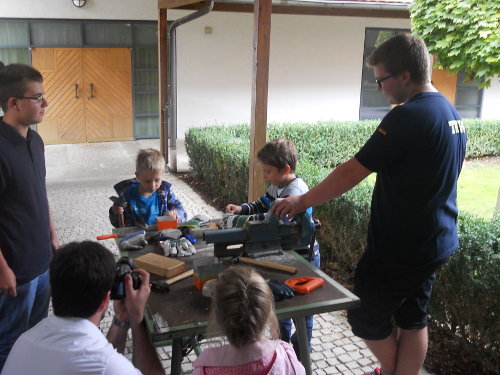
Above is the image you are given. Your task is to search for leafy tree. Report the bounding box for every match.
[410,0,500,87]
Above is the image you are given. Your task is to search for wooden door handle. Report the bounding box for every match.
[74,83,79,99]
[88,83,94,99]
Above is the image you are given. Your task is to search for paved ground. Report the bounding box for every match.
[45,140,430,374]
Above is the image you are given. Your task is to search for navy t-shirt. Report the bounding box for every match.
[355,92,467,267]
[0,119,52,284]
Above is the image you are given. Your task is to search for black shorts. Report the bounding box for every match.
[347,252,446,340]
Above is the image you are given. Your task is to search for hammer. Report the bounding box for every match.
[109,196,127,228]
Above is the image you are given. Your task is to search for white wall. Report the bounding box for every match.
[481,77,500,119]
[173,10,411,138]
[0,0,156,20]
[3,2,497,137]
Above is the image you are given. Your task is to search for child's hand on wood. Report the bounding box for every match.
[112,204,124,215]
[167,210,179,220]
[224,204,242,214]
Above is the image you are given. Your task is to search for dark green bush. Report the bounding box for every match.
[463,119,500,158]
[429,214,500,373]
[185,118,499,373]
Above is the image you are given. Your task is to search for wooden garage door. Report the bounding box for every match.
[32,48,133,144]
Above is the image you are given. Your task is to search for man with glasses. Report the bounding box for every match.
[0,62,60,371]
[272,34,466,375]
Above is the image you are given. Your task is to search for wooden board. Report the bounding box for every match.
[134,253,186,278]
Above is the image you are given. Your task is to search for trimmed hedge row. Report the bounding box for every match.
[430,214,500,373]
[185,119,500,373]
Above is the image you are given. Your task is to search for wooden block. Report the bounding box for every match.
[156,215,178,230]
[134,253,186,278]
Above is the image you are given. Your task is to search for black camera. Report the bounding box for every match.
[111,257,141,300]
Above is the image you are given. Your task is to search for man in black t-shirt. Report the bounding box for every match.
[272,34,466,375]
[0,63,60,371]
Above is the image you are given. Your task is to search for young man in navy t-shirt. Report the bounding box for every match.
[272,34,466,375]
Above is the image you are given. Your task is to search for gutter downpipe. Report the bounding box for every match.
[165,1,214,171]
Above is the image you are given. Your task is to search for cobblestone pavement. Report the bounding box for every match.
[45,140,406,374]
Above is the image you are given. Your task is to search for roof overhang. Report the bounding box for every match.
[160,0,411,18]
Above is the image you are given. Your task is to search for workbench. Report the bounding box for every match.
[115,229,359,375]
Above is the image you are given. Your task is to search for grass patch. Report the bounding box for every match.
[457,161,499,220]
[364,160,499,220]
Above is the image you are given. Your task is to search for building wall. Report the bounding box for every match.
[481,78,500,120]
[2,0,498,140]
[173,10,411,138]
[1,0,156,20]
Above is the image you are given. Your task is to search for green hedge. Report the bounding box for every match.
[430,214,500,373]
[185,118,500,373]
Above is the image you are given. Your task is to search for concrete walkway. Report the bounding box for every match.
[45,140,431,375]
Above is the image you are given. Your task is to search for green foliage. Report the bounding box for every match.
[429,214,500,373]
[186,118,500,373]
[410,0,500,87]
[464,119,500,157]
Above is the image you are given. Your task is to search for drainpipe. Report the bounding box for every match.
[165,1,214,171]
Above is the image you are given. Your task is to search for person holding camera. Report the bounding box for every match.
[1,241,164,375]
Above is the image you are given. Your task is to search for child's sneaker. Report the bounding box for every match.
[363,368,381,375]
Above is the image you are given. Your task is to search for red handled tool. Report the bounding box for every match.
[96,233,118,240]
[285,277,324,294]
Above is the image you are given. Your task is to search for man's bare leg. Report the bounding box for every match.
[394,327,428,375]
[364,327,428,375]
[364,330,397,374]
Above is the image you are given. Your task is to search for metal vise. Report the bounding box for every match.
[203,211,320,258]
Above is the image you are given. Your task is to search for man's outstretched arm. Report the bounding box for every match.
[272,157,371,218]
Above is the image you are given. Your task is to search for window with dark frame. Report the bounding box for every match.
[359,27,484,120]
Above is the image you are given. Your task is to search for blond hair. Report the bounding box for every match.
[214,266,279,348]
[135,148,165,174]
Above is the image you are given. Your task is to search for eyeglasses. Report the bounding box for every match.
[17,94,46,103]
[375,73,398,88]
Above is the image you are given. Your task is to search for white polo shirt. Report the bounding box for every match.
[1,316,141,375]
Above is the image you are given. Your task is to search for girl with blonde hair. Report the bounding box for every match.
[193,266,305,374]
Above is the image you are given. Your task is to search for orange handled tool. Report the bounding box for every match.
[285,277,324,294]
[96,233,118,240]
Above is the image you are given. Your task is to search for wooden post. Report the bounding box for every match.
[248,0,272,202]
[158,5,168,162]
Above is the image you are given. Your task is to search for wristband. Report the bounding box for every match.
[112,315,130,330]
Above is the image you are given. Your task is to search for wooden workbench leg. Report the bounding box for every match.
[171,338,183,375]
[295,317,312,375]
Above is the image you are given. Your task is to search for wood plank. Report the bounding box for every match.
[248,0,272,202]
[84,48,133,142]
[158,0,202,9]
[32,48,86,144]
[134,253,187,278]
[239,257,298,274]
[432,67,457,105]
[175,2,409,19]
[158,8,169,160]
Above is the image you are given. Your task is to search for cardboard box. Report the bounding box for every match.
[134,253,186,278]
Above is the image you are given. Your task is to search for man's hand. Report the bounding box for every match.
[123,269,151,326]
[112,297,129,324]
[225,204,242,214]
[271,195,306,219]
[51,237,61,252]
[0,263,17,297]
